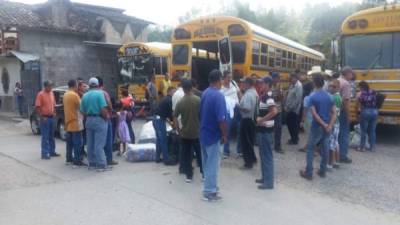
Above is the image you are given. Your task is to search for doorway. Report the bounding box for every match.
[191,41,220,90]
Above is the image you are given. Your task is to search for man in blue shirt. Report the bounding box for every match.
[200,69,227,202]
[300,73,336,180]
[80,77,110,172]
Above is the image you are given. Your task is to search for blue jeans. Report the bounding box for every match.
[338,110,350,160]
[257,132,274,187]
[152,118,169,162]
[86,117,108,168]
[104,120,113,162]
[40,117,56,157]
[66,131,82,163]
[360,108,378,150]
[223,114,232,155]
[201,141,221,195]
[234,107,242,154]
[305,126,329,176]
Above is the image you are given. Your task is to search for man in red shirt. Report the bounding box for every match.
[35,80,60,159]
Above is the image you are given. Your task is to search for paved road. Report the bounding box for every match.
[0,118,399,225]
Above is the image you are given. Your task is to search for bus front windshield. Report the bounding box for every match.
[119,54,154,83]
[343,33,400,69]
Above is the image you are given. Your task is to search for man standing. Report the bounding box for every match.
[238,77,259,169]
[80,78,109,171]
[270,72,284,154]
[174,79,203,183]
[338,67,353,163]
[200,69,227,202]
[96,77,118,166]
[255,76,278,189]
[300,74,336,180]
[160,73,171,97]
[63,79,85,166]
[35,80,59,159]
[284,73,303,145]
[147,75,158,116]
[220,70,241,158]
[153,87,176,165]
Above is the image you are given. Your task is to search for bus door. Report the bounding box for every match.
[218,36,232,74]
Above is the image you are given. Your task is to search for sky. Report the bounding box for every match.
[12,0,363,25]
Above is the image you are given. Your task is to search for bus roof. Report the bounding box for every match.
[174,16,325,60]
[341,4,400,35]
[119,42,171,56]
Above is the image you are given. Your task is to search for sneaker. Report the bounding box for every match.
[223,154,229,159]
[65,161,73,165]
[255,179,263,184]
[96,166,112,172]
[317,170,326,178]
[275,149,285,154]
[88,163,97,171]
[339,158,352,164]
[202,193,222,202]
[240,165,253,170]
[41,155,51,160]
[258,184,273,190]
[333,163,340,169]
[50,153,61,157]
[327,164,333,169]
[107,160,119,166]
[299,170,313,181]
[185,178,193,183]
[73,161,88,168]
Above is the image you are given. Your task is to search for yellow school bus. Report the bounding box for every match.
[340,4,400,125]
[118,42,171,106]
[170,16,325,90]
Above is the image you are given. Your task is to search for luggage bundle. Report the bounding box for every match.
[125,143,156,162]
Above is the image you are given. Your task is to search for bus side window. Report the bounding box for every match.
[275,49,282,68]
[261,44,268,65]
[394,33,400,68]
[268,46,275,68]
[293,53,297,69]
[282,50,287,68]
[252,41,260,65]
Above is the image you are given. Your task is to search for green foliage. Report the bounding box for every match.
[147,25,173,42]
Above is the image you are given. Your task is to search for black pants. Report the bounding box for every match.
[240,118,256,167]
[180,138,203,179]
[286,111,299,143]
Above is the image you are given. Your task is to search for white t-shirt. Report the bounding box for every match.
[172,87,185,111]
[221,81,239,104]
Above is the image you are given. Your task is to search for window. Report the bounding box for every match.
[219,37,231,64]
[275,49,282,67]
[268,46,275,67]
[288,52,293,69]
[394,33,400,68]
[282,50,287,68]
[173,45,189,65]
[343,33,393,69]
[162,57,168,74]
[232,42,246,64]
[252,41,260,65]
[154,56,162,74]
[228,24,247,36]
[261,44,268,65]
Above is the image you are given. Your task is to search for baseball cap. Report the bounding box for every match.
[88,77,99,87]
[260,76,273,84]
[269,71,280,78]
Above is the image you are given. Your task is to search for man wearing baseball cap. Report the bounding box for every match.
[80,77,110,171]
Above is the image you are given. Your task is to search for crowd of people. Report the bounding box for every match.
[34,65,382,202]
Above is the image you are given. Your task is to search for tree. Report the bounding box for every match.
[147,25,173,42]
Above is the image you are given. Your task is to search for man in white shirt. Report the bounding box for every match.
[220,71,241,158]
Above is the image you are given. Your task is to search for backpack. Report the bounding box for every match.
[375,92,386,109]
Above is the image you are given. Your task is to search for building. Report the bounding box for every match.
[0,0,152,116]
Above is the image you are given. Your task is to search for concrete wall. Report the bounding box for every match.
[0,58,21,112]
[18,30,119,99]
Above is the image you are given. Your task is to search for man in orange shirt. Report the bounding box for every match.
[64,79,86,166]
[35,80,59,159]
